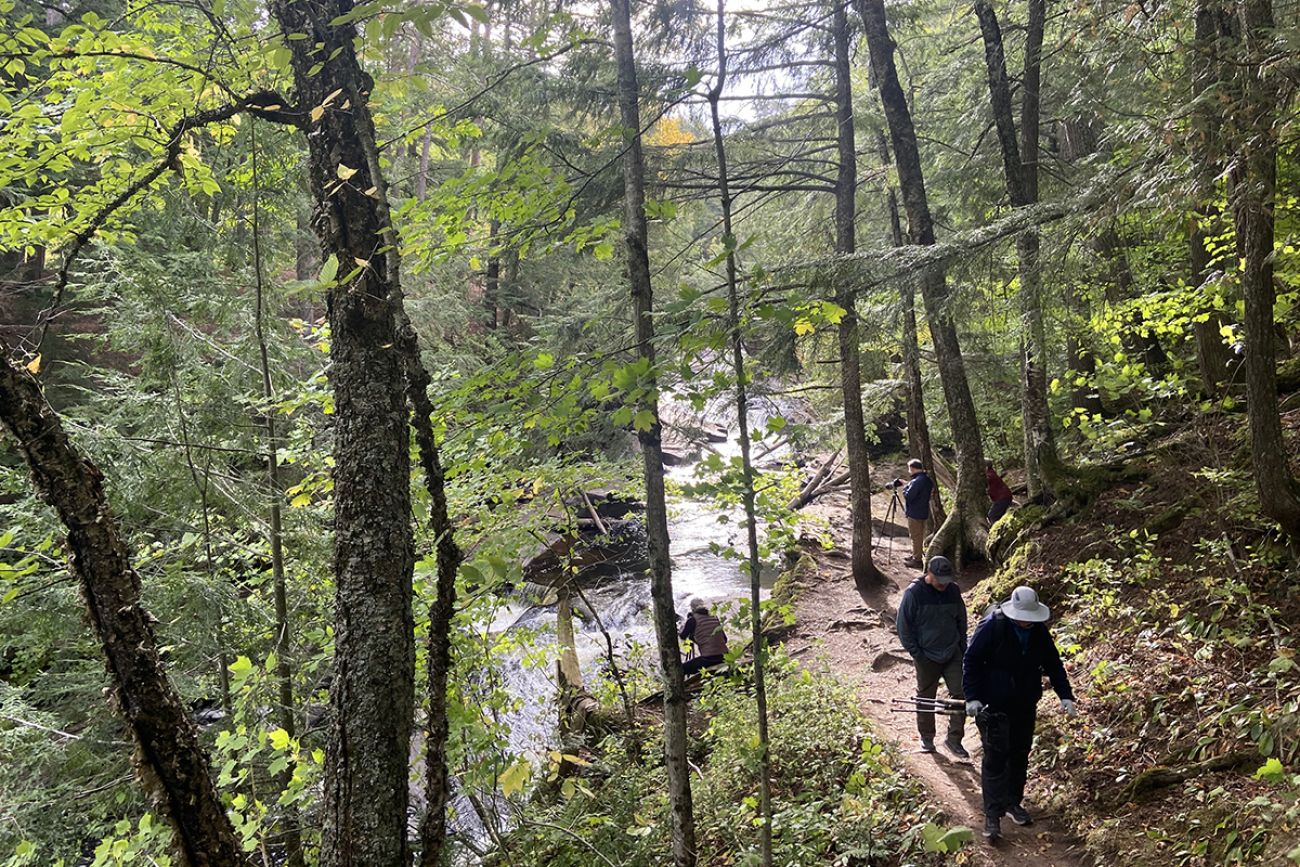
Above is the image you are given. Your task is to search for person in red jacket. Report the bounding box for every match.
[985,459,1013,524]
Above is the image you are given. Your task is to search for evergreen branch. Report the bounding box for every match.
[783,169,1131,290]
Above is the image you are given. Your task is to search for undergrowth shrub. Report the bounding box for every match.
[497,651,946,867]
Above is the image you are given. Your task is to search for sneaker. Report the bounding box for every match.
[918,737,936,753]
[983,814,1002,841]
[943,736,969,759]
[1006,804,1033,826]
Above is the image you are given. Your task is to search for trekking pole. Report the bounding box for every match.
[889,696,966,715]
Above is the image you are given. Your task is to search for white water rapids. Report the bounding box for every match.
[449,397,791,850]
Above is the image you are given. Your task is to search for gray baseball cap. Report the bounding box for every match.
[927,556,954,585]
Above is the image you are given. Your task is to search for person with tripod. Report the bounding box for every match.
[892,459,933,568]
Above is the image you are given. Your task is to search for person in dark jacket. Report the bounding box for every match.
[985,459,1014,524]
[900,459,933,567]
[963,586,1076,842]
[895,556,968,756]
[680,597,728,675]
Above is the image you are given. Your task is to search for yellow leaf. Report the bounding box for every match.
[354,257,369,267]
[310,105,325,123]
[363,186,378,198]
[498,759,531,797]
[24,354,40,374]
[336,164,358,180]
[290,493,311,508]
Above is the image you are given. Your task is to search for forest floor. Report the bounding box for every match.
[787,461,1092,867]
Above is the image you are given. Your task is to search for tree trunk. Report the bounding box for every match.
[1189,0,1235,396]
[610,1,697,863]
[875,128,945,526]
[858,0,988,562]
[973,0,1059,500]
[0,353,248,867]
[249,121,306,867]
[1229,0,1300,539]
[833,1,885,591]
[1094,225,1170,373]
[708,2,774,863]
[270,4,416,865]
[1065,283,1105,415]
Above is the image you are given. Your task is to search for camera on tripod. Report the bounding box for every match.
[886,478,905,490]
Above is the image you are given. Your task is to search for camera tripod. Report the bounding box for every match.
[873,484,904,559]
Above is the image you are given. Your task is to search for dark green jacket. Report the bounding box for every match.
[896,577,968,664]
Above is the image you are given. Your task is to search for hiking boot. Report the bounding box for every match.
[918,737,936,753]
[943,736,969,759]
[1006,804,1033,826]
[983,814,1002,841]
[902,556,923,567]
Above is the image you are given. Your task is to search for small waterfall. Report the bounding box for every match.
[450,392,796,854]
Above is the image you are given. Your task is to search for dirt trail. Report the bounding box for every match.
[788,475,1091,867]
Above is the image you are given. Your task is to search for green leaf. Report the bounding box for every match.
[268,728,291,750]
[633,409,656,432]
[229,656,253,676]
[319,254,339,285]
[1254,757,1286,783]
[534,352,554,370]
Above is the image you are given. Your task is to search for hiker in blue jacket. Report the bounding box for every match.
[899,459,933,567]
[895,555,968,757]
[963,585,1076,842]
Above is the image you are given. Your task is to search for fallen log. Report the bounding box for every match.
[788,447,843,510]
[1120,750,1254,802]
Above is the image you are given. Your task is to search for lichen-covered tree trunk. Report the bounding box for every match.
[833,0,884,590]
[858,0,988,561]
[610,0,697,862]
[0,352,247,867]
[1229,0,1300,540]
[269,3,416,864]
[1188,0,1235,397]
[973,0,1058,501]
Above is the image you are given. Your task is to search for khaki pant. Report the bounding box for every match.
[908,517,927,562]
[915,654,966,741]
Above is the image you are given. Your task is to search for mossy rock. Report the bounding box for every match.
[1277,355,1300,393]
[1147,501,1192,535]
[968,546,1038,615]
[987,503,1047,565]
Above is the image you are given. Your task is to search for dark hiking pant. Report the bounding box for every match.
[914,654,965,741]
[988,497,1013,523]
[976,705,1037,817]
[682,654,724,676]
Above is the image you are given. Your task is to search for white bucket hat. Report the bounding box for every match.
[1000,586,1050,623]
